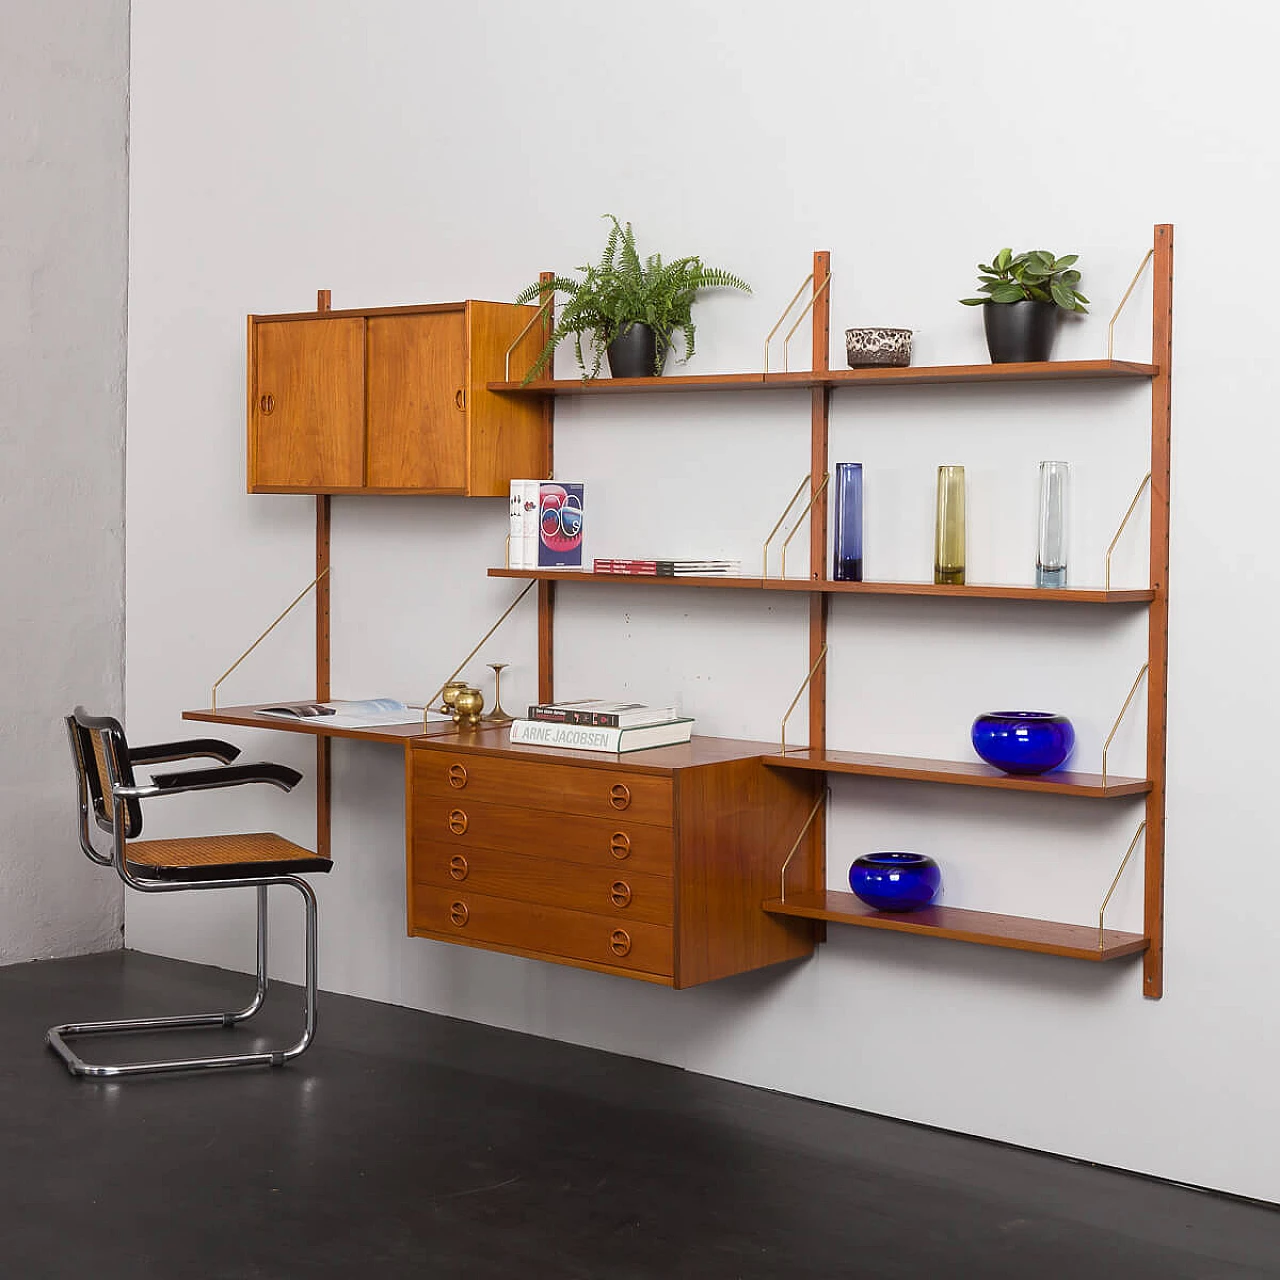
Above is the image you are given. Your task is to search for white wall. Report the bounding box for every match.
[127,1,1280,1200]
[0,2,129,961]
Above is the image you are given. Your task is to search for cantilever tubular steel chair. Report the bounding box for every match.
[49,707,332,1078]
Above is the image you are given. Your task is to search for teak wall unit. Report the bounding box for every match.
[486,223,1172,998]
[196,225,1170,996]
[247,300,548,495]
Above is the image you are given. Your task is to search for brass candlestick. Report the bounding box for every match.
[482,662,513,724]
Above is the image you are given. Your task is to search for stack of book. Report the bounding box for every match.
[592,558,741,577]
[509,700,693,753]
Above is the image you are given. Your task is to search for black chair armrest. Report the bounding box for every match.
[130,738,242,766]
[147,762,303,795]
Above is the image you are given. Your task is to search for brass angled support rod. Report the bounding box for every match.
[781,273,832,373]
[780,643,828,754]
[1106,248,1155,362]
[504,295,555,383]
[780,473,830,579]
[779,787,829,902]
[1105,472,1152,591]
[1099,820,1146,950]
[423,580,538,730]
[211,567,331,713]
[762,474,811,578]
[1102,663,1150,787]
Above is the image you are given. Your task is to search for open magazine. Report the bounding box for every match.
[259,698,446,728]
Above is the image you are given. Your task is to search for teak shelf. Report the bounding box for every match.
[488,568,1154,603]
[486,358,1157,396]
[760,891,1148,962]
[762,749,1151,797]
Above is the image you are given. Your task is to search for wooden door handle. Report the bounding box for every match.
[609,783,632,811]
[609,929,632,957]
[448,855,469,881]
[609,881,632,908]
[259,393,275,415]
[447,763,468,789]
[447,809,469,835]
[449,901,469,927]
[609,832,631,860]
[455,388,466,410]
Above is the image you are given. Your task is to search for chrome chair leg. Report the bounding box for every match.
[46,877,318,1078]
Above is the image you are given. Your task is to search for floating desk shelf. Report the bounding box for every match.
[760,891,1148,962]
[487,358,1157,397]
[763,749,1151,798]
[488,568,1154,604]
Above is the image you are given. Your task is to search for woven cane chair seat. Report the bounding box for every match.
[126,832,331,882]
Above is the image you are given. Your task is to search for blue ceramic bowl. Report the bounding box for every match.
[848,852,941,913]
[971,711,1075,775]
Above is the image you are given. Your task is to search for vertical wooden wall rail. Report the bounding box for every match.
[536,270,556,704]
[315,289,333,860]
[1144,225,1173,998]
[809,252,831,922]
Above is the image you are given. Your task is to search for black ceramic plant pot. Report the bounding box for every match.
[983,300,1059,364]
[606,322,668,378]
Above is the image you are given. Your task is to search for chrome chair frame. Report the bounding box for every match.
[47,709,325,1078]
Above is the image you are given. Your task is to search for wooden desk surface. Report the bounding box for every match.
[183,703,472,745]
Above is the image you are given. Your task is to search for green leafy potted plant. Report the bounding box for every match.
[515,215,751,381]
[960,248,1088,363]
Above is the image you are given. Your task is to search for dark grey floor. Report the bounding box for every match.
[2,951,1276,1279]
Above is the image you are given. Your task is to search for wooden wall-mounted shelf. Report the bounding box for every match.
[487,358,1157,396]
[761,891,1148,962]
[489,568,1154,603]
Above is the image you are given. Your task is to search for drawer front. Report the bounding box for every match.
[412,887,673,978]
[414,796,674,878]
[413,840,673,925]
[415,750,673,825]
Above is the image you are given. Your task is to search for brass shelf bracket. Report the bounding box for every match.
[1102,663,1150,786]
[423,579,538,729]
[1106,248,1155,362]
[762,473,811,578]
[1104,472,1152,591]
[1098,820,1146,950]
[763,269,832,374]
[780,643,828,754]
[504,295,555,383]
[211,567,331,713]
[780,473,830,579]
[779,787,830,902]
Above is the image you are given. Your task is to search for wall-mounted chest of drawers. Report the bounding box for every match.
[407,733,820,987]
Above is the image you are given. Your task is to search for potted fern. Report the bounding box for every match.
[960,248,1088,363]
[515,215,751,381]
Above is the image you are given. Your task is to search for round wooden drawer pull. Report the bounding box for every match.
[609,929,632,957]
[259,393,275,415]
[448,855,469,881]
[609,881,632,908]
[447,763,468,789]
[447,809,469,836]
[609,783,632,811]
[449,901,469,927]
[609,831,631,860]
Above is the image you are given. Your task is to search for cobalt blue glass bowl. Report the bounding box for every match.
[971,711,1075,775]
[848,852,941,913]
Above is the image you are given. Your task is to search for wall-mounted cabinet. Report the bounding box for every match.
[247,300,547,495]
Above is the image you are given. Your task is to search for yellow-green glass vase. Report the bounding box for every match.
[934,465,966,585]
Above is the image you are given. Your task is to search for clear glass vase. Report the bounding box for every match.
[934,465,965,585]
[1036,461,1068,588]
[831,462,863,582]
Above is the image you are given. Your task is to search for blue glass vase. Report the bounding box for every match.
[971,711,1075,775]
[848,852,941,913]
[832,462,863,581]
